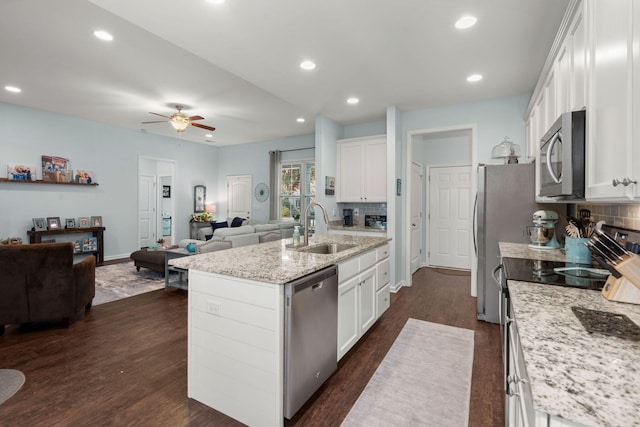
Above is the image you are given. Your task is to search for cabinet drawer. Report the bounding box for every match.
[376,244,389,260]
[376,258,390,290]
[360,249,377,271]
[376,283,390,318]
[338,257,360,283]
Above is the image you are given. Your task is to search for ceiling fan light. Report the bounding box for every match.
[170,114,189,132]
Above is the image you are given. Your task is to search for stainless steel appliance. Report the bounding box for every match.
[539,110,586,199]
[474,163,539,324]
[527,210,560,249]
[284,265,338,419]
[343,209,353,227]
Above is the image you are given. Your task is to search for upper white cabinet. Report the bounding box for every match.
[337,135,387,203]
[585,0,639,200]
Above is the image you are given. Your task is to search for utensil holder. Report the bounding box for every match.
[613,255,640,289]
[565,237,591,264]
[602,275,640,304]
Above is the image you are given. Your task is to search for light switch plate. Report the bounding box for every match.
[206,300,221,316]
[353,208,359,216]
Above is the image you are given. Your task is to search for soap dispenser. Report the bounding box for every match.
[292,226,301,246]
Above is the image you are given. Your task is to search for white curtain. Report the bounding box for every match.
[269,150,281,220]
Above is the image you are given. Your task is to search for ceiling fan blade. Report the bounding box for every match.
[141,120,168,124]
[191,122,216,131]
[188,115,204,121]
[149,112,171,119]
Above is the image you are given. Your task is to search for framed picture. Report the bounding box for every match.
[73,240,81,253]
[82,237,98,252]
[194,185,206,213]
[42,155,71,183]
[163,185,171,198]
[47,217,61,230]
[65,218,76,229]
[78,217,90,228]
[325,176,335,196]
[73,170,95,184]
[91,216,102,227]
[8,164,36,181]
[33,217,47,231]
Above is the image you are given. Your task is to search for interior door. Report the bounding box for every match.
[138,174,156,248]
[429,165,472,270]
[227,175,252,219]
[410,162,423,274]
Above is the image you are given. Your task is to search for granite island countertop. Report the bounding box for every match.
[170,234,390,284]
[508,280,640,427]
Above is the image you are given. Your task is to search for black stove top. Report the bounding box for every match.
[502,257,608,290]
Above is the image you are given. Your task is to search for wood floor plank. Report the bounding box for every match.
[0,268,503,426]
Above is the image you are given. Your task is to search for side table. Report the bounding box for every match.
[190,221,211,239]
[164,248,194,290]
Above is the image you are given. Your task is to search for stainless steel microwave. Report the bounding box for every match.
[538,110,586,199]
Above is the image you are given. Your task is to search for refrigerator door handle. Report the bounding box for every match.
[492,263,503,289]
[472,193,478,256]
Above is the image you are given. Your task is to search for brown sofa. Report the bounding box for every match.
[0,242,95,335]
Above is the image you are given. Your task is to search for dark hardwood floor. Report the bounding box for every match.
[0,267,503,426]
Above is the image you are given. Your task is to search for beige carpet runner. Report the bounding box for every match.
[341,318,474,427]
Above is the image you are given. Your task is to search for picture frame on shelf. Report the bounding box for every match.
[41,155,71,183]
[78,217,90,228]
[91,216,102,227]
[194,185,206,213]
[47,217,61,230]
[163,185,171,198]
[65,218,76,229]
[8,164,36,181]
[73,170,95,184]
[73,240,81,253]
[32,217,47,231]
[82,236,98,252]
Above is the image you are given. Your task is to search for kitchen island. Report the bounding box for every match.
[170,234,390,427]
[501,243,640,427]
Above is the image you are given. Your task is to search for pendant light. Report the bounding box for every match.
[491,136,521,164]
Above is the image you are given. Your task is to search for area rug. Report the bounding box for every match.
[341,319,474,427]
[93,262,165,305]
[0,369,25,406]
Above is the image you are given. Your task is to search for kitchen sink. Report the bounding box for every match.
[295,243,357,255]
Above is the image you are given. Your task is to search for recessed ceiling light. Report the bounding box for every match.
[455,15,477,29]
[205,134,213,138]
[94,30,113,41]
[208,0,225,4]
[5,86,21,93]
[347,97,359,105]
[300,60,316,71]
[296,118,305,123]
[466,74,483,82]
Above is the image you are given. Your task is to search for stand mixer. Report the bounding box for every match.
[527,210,561,250]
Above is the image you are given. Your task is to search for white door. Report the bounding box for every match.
[410,162,423,274]
[429,165,472,270]
[227,175,252,219]
[138,174,156,248]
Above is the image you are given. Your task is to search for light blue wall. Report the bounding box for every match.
[215,133,315,223]
[0,102,218,259]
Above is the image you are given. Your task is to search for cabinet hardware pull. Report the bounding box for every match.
[623,177,638,186]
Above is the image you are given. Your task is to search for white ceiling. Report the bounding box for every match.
[0,0,569,146]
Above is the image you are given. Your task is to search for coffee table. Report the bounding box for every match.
[164,248,194,290]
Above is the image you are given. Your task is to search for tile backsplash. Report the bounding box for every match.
[337,203,387,226]
[576,203,640,231]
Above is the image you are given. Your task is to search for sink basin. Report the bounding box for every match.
[296,243,357,255]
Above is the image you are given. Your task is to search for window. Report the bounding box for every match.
[279,161,315,230]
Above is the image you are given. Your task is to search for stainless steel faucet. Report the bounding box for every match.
[302,201,330,246]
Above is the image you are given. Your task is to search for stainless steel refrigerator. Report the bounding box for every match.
[475,163,538,324]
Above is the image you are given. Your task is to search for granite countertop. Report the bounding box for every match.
[169,234,390,284]
[499,242,565,262]
[328,224,387,233]
[508,281,640,427]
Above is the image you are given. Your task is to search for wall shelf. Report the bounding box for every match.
[0,178,98,186]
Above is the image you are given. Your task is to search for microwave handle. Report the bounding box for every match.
[545,131,563,184]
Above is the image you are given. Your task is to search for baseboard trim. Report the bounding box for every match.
[391,280,407,293]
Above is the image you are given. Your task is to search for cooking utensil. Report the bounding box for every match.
[565,223,581,238]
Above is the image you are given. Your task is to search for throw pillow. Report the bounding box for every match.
[211,221,228,231]
[204,234,213,241]
[230,217,245,227]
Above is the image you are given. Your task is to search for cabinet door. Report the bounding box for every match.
[362,138,387,202]
[570,4,587,111]
[337,142,364,202]
[586,0,634,200]
[376,283,390,318]
[337,275,360,360]
[556,42,570,115]
[359,267,377,335]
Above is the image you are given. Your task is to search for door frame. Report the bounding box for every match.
[410,161,424,274]
[138,156,177,248]
[405,124,478,296]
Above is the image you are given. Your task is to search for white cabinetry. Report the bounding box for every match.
[337,243,390,360]
[336,136,387,203]
[585,0,639,200]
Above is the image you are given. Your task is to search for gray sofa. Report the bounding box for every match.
[179,219,299,250]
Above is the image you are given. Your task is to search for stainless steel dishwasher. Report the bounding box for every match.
[284,265,338,419]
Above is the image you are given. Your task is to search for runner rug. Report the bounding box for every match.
[341,318,474,427]
[93,261,165,305]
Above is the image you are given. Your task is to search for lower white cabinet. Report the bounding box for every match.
[337,244,390,361]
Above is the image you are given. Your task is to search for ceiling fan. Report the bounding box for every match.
[142,105,216,133]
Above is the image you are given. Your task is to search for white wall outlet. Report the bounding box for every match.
[353,208,359,216]
[206,300,222,316]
